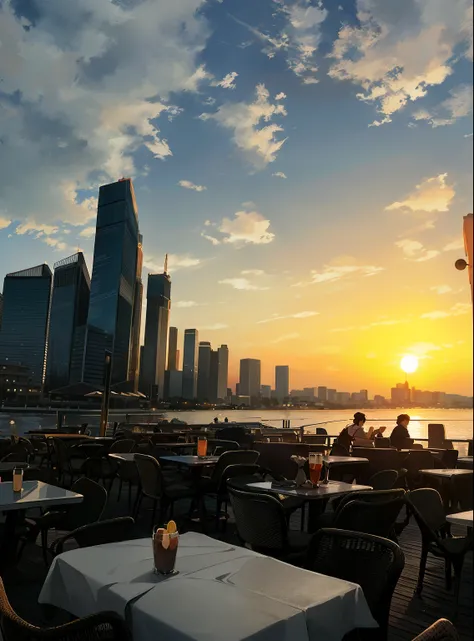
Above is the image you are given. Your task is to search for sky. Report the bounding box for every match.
[0,0,473,397]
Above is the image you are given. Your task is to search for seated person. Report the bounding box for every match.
[347,412,375,447]
[390,414,411,449]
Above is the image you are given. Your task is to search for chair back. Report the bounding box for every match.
[428,424,446,449]
[352,448,403,477]
[61,517,135,553]
[375,437,391,448]
[308,528,404,639]
[215,426,250,447]
[412,618,459,640]
[207,440,240,455]
[0,451,28,463]
[335,489,405,516]
[253,442,309,480]
[135,453,164,499]
[441,450,458,468]
[334,497,405,538]
[404,451,434,475]
[330,443,350,456]
[66,478,107,531]
[452,474,473,511]
[109,439,135,454]
[211,450,260,484]
[228,487,288,552]
[218,464,263,494]
[406,488,447,540]
[369,470,399,490]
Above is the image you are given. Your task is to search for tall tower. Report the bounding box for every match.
[141,267,171,401]
[167,327,179,371]
[128,234,143,391]
[239,358,261,399]
[182,329,199,399]
[0,264,52,387]
[275,365,289,401]
[217,344,229,401]
[197,341,212,401]
[83,178,139,387]
[46,253,90,390]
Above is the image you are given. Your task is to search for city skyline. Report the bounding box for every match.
[0,0,472,396]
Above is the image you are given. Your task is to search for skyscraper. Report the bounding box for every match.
[317,386,328,402]
[197,341,211,401]
[217,344,229,401]
[209,349,219,402]
[83,178,140,387]
[46,253,90,390]
[167,327,179,371]
[141,270,171,400]
[0,292,3,330]
[182,329,199,399]
[239,359,261,399]
[275,365,289,401]
[0,264,52,387]
[128,234,143,392]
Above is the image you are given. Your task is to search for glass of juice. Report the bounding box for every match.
[309,453,323,486]
[197,436,208,458]
[13,468,23,493]
[153,524,179,575]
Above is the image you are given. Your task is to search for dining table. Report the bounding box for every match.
[446,510,473,528]
[39,532,377,641]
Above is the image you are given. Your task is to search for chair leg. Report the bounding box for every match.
[117,479,123,503]
[128,482,133,511]
[416,543,428,595]
[445,558,452,591]
[451,557,465,619]
[133,491,142,520]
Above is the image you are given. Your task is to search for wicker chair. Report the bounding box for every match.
[333,497,405,539]
[198,450,260,496]
[369,470,399,490]
[52,517,135,555]
[317,489,405,531]
[215,463,263,530]
[308,528,405,641]
[406,489,472,615]
[0,577,131,641]
[412,619,459,640]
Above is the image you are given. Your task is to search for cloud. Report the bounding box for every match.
[431,285,453,295]
[395,239,440,262]
[413,84,473,127]
[0,0,210,228]
[42,236,70,253]
[327,0,472,125]
[202,84,287,168]
[143,253,201,273]
[175,301,199,308]
[178,180,207,192]
[272,171,287,179]
[258,311,319,324]
[218,278,269,291]
[275,92,287,101]
[203,210,275,246]
[386,174,455,213]
[331,318,406,333]
[201,323,228,330]
[241,269,266,276]
[271,333,300,344]
[295,261,384,286]
[15,221,60,236]
[443,238,465,252]
[0,218,12,230]
[421,302,471,320]
[405,342,443,359]
[465,133,474,138]
[214,72,238,90]
[78,226,96,238]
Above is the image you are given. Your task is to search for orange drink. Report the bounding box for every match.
[309,453,323,485]
[197,437,208,458]
[153,522,179,575]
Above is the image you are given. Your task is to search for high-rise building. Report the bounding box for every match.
[327,388,337,403]
[197,341,212,401]
[317,386,328,402]
[261,385,272,399]
[128,234,143,392]
[336,392,351,404]
[141,270,171,400]
[359,389,368,403]
[275,365,289,401]
[168,370,183,398]
[239,359,261,399]
[167,327,179,371]
[46,253,90,390]
[303,387,316,401]
[217,344,229,400]
[391,382,410,405]
[0,292,3,330]
[0,264,52,387]
[209,349,219,402]
[182,329,199,399]
[83,178,140,387]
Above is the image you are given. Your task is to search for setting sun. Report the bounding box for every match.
[400,355,419,375]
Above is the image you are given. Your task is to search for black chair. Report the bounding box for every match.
[199,450,260,496]
[428,424,447,449]
[215,426,252,447]
[329,443,350,456]
[52,517,136,555]
[50,439,84,486]
[404,451,435,489]
[369,469,399,490]
[206,439,240,455]
[333,497,405,539]
[316,489,405,531]
[215,463,263,530]
[308,528,405,641]
[412,618,459,640]
[0,577,131,641]
[406,489,472,615]
[228,486,310,563]
[451,474,473,512]
[375,437,392,448]
[133,454,194,528]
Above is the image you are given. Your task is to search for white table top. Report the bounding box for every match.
[248,480,373,499]
[160,455,219,466]
[323,456,368,466]
[446,510,473,527]
[420,469,473,479]
[109,453,136,462]
[0,481,83,512]
[39,532,376,641]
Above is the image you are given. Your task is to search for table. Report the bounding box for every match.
[457,457,473,470]
[420,469,473,511]
[160,455,220,467]
[39,532,377,641]
[109,453,136,463]
[323,457,368,466]
[420,469,473,479]
[0,481,83,573]
[447,510,473,527]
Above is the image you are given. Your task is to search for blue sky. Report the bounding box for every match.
[0,0,472,394]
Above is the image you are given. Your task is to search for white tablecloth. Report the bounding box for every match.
[39,533,377,641]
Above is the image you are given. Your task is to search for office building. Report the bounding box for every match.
[209,349,219,402]
[167,327,179,371]
[261,385,272,399]
[217,344,229,401]
[0,292,3,330]
[391,382,410,405]
[239,359,261,399]
[0,264,52,387]
[327,388,337,403]
[275,365,289,401]
[128,234,143,391]
[168,370,183,398]
[359,389,368,403]
[317,386,327,402]
[182,329,199,399]
[141,270,171,400]
[46,253,90,390]
[197,342,212,401]
[336,392,351,404]
[83,178,140,387]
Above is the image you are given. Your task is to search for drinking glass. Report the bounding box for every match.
[12,468,23,493]
[309,454,322,486]
[197,437,208,458]
[152,527,179,575]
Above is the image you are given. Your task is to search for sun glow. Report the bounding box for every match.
[400,355,419,374]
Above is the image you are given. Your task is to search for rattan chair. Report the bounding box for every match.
[412,619,459,640]
[52,517,135,555]
[0,577,131,641]
[308,528,405,641]
[369,470,399,490]
[334,497,405,539]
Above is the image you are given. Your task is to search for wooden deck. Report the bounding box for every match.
[2,483,472,641]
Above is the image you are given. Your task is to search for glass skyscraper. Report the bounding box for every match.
[83,178,140,387]
[128,234,143,391]
[239,358,261,399]
[0,264,52,387]
[46,253,90,390]
[197,341,211,401]
[141,271,171,400]
[182,329,199,399]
